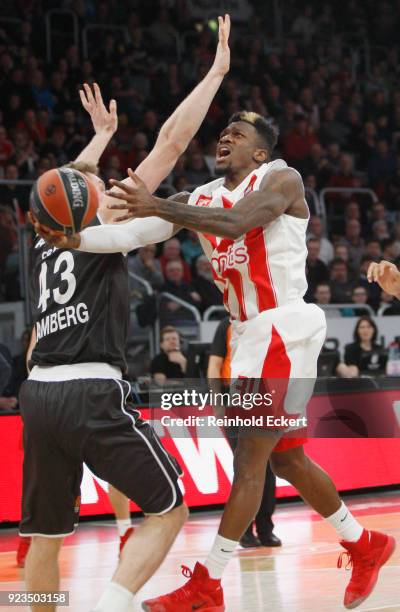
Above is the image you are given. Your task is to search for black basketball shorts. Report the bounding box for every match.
[18,378,183,536]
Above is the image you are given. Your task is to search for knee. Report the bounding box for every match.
[232,461,266,491]
[30,536,63,559]
[168,502,189,528]
[270,453,309,481]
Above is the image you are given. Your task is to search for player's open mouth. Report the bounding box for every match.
[216,146,231,162]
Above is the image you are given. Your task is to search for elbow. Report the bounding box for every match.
[158,130,189,157]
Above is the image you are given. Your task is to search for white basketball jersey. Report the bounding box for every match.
[188,160,309,322]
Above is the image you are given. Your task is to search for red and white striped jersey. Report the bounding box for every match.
[188,160,309,321]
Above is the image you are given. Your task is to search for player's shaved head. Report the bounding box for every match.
[228,111,279,154]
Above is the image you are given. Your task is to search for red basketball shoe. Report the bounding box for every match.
[338,529,396,609]
[119,527,134,556]
[16,536,31,568]
[142,562,225,611]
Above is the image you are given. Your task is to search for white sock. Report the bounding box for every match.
[92,582,134,612]
[325,501,363,542]
[117,518,132,537]
[204,534,238,579]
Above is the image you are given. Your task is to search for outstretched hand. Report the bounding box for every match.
[367,260,400,298]
[106,169,159,222]
[79,82,118,136]
[211,14,231,77]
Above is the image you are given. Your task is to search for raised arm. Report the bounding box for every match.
[104,14,230,202]
[106,167,308,239]
[74,83,118,166]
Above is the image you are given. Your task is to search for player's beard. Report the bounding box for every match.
[214,163,229,176]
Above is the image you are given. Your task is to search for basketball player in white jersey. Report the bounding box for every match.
[37,112,395,610]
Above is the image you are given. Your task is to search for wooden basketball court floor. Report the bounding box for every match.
[0,491,399,611]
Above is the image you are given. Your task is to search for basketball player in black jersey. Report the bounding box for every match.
[22,15,231,612]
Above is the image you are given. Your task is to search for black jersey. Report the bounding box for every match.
[29,222,129,371]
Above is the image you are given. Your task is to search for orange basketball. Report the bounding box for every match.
[30,167,99,234]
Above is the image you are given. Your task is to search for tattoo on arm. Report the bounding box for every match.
[153,169,304,239]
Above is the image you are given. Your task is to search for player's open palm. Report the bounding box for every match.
[367,260,400,297]
[79,82,118,136]
[212,14,231,77]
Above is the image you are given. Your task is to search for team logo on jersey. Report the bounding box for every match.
[211,244,249,274]
[195,195,212,207]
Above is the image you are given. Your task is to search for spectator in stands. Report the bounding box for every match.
[161,260,201,325]
[336,316,386,377]
[185,153,211,185]
[329,258,355,303]
[128,244,164,291]
[0,342,17,410]
[282,114,318,167]
[364,239,382,261]
[0,163,30,211]
[343,219,365,269]
[150,325,187,384]
[181,231,203,266]
[358,255,382,310]
[381,239,398,262]
[160,238,192,282]
[314,282,341,317]
[41,128,69,166]
[12,130,37,178]
[377,290,400,315]
[329,154,358,190]
[191,255,223,314]
[307,215,334,265]
[372,219,390,242]
[148,8,178,56]
[367,139,397,187]
[306,238,329,299]
[345,286,371,316]
[0,126,14,169]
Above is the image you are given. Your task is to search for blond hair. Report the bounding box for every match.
[64,161,99,176]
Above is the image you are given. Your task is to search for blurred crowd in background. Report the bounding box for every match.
[0,0,400,388]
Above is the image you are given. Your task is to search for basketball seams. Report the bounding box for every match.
[31,168,98,233]
[34,174,66,232]
[57,169,77,234]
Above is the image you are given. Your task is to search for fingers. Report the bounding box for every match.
[79,88,91,112]
[105,191,130,201]
[368,260,396,282]
[224,13,231,39]
[93,82,105,108]
[109,98,117,116]
[83,83,96,107]
[127,168,143,186]
[367,262,376,282]
[115,214,134,222]
[107,179,132,194]
[107,201,131,209]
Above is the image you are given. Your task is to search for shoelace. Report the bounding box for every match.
[337,551,376,572]
[337,552,353,570]
[162,565,197,602]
